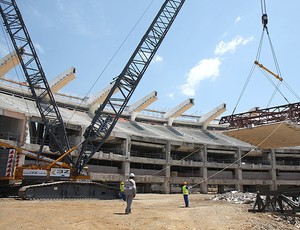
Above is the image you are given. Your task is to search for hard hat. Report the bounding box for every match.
[129,172,135,178]
[121,181,124,184]
[184,182,187,185]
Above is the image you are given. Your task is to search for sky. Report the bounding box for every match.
[1,0,300,118]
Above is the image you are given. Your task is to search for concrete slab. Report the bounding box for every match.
[222,122,300,149]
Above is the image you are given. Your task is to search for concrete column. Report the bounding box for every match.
[122,136,131,179]
[235,148,243,191]
[2,110,27,145]
[163,141,171,194]
[200,145,207,194]
[269,149,277,191]
[20,116,27,145]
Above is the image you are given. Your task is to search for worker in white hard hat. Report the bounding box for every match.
[124,173,136,214]
[182,181,189,207]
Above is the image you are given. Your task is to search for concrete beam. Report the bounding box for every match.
[127,91,158,121]
[163,98,194,126]
[0,50,22,78]
[49,67,76,93]
[198,103,226,129]
[86,84,119,113]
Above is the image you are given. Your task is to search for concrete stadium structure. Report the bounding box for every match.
[1,51,300,194]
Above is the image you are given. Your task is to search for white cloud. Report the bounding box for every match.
[168,93,174,98]
[179,34,253,97]
[214,35,253,56]
[154,55,163,63]
[180,58,221,96]
[235,16,241,24]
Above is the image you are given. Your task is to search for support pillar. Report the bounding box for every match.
[269,149,277,191]
[200,145,208,194]
[121,136,131,181]
[235,148,243,191]
[163,141,171,194]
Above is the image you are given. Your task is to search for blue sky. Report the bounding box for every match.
[1,0,299,117]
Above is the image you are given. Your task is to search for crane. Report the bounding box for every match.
[0,0,185,199]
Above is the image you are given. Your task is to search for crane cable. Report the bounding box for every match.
[232,0,299,116]
[66,1,155,124]
[258,0,299,104]
[0,17,33,120]
[260,1,288,107]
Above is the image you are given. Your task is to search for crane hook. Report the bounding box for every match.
[262,13,268,28]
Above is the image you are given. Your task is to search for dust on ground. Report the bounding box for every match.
[0,193,298,230]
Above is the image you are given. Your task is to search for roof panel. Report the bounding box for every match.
[222,122,300,149]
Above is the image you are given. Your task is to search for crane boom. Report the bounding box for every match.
[75,0,186,174]
[0,0,72,164]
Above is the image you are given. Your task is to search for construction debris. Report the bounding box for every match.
[211,190,256,204]
[272,215,300,229]
[212,191,300,228]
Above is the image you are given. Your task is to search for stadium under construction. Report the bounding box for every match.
[1,50,300,195]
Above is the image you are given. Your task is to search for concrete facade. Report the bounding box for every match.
[1,80,300,194]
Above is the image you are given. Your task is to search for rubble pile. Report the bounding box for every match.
[212,191,300,228]
[211,190,256,204]
[273,214,300,229]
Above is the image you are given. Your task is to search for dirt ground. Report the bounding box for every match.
[0,193,298,230]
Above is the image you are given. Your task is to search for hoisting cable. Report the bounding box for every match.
[66,0,155,124]
[231,30,265,115]
[232,0,299,115]
[254,61,290,105]
[231,1,267,115]
[261,0,268,32]
[258,0,300,106]
[0,17,33,122]
[262,13,285,107]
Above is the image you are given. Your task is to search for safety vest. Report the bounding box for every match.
[120,184,124,192]
[182,185,189,195]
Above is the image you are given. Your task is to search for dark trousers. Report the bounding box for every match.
[183,195,189,207]
[120,192,126,201]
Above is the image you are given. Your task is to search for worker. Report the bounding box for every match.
[120,181,126,201]
[124,172,136,214]
[182,182,189,208]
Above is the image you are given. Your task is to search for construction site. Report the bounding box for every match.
[1,74,300,195]
[1,0,300,229]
